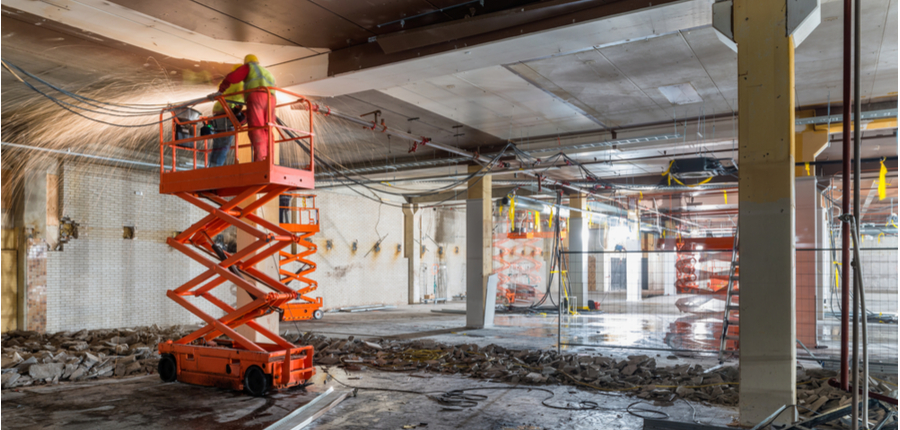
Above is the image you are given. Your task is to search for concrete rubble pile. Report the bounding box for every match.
[1,325,191,389]
[3,325,896,416]
[304,333,746,404]
[303,333,898,410]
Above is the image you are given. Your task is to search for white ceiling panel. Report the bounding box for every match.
[379,66,600,139]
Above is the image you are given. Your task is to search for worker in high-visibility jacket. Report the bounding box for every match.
[214,54,275,162]
[208,64,244,167]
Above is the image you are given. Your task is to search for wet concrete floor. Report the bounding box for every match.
[1,366,738,430]
[1,373,329,429]
[312,366,738,430]
[1,304,754,429]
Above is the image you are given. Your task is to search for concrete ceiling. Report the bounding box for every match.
[379,65,601,139]
[1,0,897,206]
[382,0,897,135]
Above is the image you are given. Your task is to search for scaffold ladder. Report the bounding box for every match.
[718,229,740,362]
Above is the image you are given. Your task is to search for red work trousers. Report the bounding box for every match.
[246,91,274,162]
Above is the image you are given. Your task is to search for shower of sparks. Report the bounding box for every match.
[0,63,414,216]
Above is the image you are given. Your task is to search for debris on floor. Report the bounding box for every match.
[299,332,892,408]
[3,323,897,417]
[1,325,191,388]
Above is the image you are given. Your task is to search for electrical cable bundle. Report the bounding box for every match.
[2,58,171,128]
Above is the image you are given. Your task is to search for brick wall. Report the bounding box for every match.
[46,163,219,332]
[304,189,409,309]
[44,162,471,331]
[416,206,467,300]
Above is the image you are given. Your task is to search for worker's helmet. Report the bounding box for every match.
[244,54,259,64]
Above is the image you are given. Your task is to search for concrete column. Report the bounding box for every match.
[734,0,797,424]
[625,207,642,302]
[403,204,420,304]
[235,132,279,342]
[568,194,588,309]
[465,165,491,328]
[795,177,818,347]
[17,160,60,332]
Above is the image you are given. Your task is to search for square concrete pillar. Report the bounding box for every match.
[568,194,588,308]
[796,177,818,347]
[465,165,491,328]
[403,204,420,304]
[235,133,279,342]
[734,0,798,424]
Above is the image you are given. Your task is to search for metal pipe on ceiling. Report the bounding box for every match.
[308,102,709,228]
[1,141,159,169]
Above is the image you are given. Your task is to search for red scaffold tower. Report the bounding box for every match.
[156,87,317,396]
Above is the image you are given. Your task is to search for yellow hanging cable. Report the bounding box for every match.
[509,196,516,222]
[833,261,842,290]
[662,160,675,186]
[669,175,713,187]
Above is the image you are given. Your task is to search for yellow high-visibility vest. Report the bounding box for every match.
[245,62,275,94]
[213,81,244,113]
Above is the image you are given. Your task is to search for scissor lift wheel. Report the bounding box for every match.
[158,354,177,383]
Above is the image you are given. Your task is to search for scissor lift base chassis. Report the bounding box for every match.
[159,341,313,391]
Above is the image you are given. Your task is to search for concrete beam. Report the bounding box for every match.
[406,186,536,205]
[734,0,797,424]
[279,0,711,96]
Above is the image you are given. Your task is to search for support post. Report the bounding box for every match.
[465,165,491,328]
[734,0,798,424]
[235,132,279,342]
[403,203,420,304]
[568,194,588,309]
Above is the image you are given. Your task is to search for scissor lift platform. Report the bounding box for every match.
[156,87,318,395]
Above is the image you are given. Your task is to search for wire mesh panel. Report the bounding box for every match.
[797,245,899,365]
[552,249,736,354]
[540,246,898,364]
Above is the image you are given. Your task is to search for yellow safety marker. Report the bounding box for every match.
[805,162,811,176]
[723,190,728,205]
[879,158,887,200]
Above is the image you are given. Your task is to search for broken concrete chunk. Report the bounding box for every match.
[61,341,89,352]
[2,371,21,388]
[1,352,23,369]
[28,362,65,381]
[14,356,38,373]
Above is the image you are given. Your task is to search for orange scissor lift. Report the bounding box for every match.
[156,87,317,396]
[278,193,324,321]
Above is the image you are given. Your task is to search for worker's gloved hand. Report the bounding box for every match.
[207,91,222,100]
